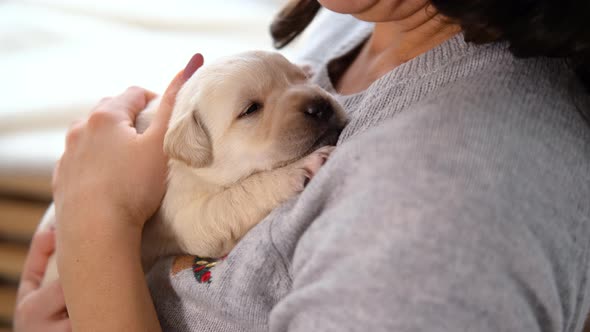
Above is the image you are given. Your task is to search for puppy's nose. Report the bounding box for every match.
[304,98,334,121]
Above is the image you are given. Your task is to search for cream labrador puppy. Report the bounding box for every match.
[40,50,347,284]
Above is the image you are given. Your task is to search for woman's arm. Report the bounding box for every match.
[52,54,203,331]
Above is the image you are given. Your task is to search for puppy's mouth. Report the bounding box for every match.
[307,127,341,152]
[300,124,344,159]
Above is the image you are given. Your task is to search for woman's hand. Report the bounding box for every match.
[53,53,204,234]
[51,53,203,332]
[14,229,70,332]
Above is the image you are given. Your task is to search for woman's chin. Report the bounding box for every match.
[318,0,430,23]
[317,0,380,15]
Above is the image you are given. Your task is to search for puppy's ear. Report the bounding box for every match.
[164,109,212,167]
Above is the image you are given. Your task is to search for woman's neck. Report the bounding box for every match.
[336,5,460,95]
[369,11,460,61]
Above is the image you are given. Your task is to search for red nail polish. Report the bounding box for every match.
[183,53,204,80]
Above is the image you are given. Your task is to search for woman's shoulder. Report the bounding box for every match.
[411,40,587,118]
[340,62,589,210]
[350,53,589,173]
[424,52,590,150]
[335,39,588,147]
[330,48,590,208]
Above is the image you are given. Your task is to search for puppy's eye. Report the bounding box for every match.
[239,102,262,118]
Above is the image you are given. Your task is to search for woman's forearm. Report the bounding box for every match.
[58,216,161,332]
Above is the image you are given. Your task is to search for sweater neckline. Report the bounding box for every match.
[317,26,479,103]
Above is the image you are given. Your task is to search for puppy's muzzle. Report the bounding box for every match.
[304,98,334,122]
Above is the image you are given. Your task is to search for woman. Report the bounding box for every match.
[15,0,590,331]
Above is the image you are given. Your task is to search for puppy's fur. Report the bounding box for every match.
[40,51,347,283]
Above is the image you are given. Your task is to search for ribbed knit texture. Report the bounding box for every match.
[147,10,590,332]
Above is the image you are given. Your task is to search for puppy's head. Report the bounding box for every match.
[164,51,346,180]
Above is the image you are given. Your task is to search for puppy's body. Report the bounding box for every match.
[141,151,330,267]
[40,51,347,283]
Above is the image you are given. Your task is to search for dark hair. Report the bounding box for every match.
[270,0,322,49]
[270,0,590,95]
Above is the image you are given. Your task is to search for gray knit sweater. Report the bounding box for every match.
[147,11,590,332]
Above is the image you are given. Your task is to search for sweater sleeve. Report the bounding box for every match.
[268,103,588,332]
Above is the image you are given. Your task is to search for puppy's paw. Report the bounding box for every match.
[290,146,335,190]
[300,64,314,79]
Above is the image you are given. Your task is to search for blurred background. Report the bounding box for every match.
[0,0,288,329]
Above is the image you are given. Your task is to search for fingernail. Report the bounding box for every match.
[183,53,204,80]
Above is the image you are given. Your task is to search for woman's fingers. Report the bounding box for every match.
[31,280,67,317]
[116,86,157,124]
[83,53,202,138]
[17,229,56,303]
[148,53,203,138]
[89,86,156,128]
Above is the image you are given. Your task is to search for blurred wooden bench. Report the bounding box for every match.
[0,195,51,329]
[0,132,54,330]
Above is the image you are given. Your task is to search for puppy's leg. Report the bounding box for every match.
[179,146,335,258]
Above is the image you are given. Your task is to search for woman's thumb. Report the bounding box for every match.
[149,53,204,136]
